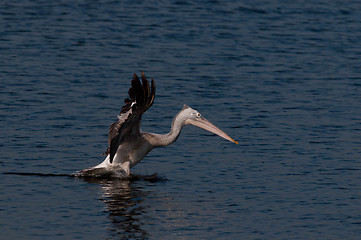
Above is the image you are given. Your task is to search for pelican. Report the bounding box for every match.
[79,71,237,178]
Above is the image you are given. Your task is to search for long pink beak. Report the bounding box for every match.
[185,117,238,144]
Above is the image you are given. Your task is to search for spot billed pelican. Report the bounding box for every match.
[78,71,237,178]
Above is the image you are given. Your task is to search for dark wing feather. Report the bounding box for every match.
[106,71,156,163]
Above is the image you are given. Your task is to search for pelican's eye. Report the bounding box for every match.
[196,113,201,118]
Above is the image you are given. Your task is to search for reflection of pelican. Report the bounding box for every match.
[79,71,237,178]
[83,178,149,238]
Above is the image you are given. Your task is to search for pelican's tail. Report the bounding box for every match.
[75,167,129,179]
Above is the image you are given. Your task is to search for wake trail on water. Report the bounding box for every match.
[2,171,163,181]
[3,172,74,177]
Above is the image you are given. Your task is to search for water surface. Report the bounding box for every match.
[1,0,361,239]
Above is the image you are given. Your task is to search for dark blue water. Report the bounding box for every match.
[1,0,361,239]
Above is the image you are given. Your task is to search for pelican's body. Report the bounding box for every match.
[79,72,237,178]
[91,137,152,175]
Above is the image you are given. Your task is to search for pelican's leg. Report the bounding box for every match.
[121,161,130,176]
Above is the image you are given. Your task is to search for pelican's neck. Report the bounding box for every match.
[167,113,186,144]
[147,109,187,147]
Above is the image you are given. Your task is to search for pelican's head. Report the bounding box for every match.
[181,105,238,144]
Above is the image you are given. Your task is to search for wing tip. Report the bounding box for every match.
[129,71,156,110]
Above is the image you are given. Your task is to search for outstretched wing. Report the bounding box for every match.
[106,71,156,163]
